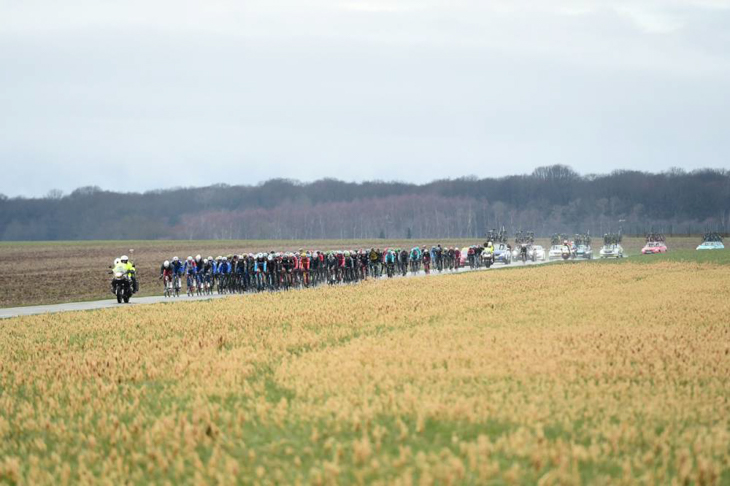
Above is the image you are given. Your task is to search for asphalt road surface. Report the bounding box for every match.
[0,258,558,319]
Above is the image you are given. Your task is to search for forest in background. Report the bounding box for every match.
[2,165,728,241]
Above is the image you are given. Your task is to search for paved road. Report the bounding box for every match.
[0,258,555,319]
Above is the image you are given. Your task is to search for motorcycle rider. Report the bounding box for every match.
[482,241,495,265]
[562,239,572,258]
[120,255,138,293]
[111,258,125,294]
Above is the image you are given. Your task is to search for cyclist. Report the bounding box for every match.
[422,247,431,274]
[201,257,215,293]
[409,246,421,273]
[160,260,174,293]
[254,253,267,291]
[183,256,197,294]
[368,248,379,277]
[398,248,408,276]
[300,251,310,287]
[194,254,205,290]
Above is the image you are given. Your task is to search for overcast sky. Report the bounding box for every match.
[1,0,729,197]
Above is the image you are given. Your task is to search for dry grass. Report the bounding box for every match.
[1,257,729,484]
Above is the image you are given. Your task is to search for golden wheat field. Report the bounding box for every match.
[1,260,729,485]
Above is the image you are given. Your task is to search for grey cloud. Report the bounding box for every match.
[1,0,729,197]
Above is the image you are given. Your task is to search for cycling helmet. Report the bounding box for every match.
[203,259,208,264]
[173,256,179,262]
[163,260,170,268]
[195,254,201,261]
[222,256,228,261]
[187,256,193,262]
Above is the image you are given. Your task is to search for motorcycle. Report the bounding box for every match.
[112,270,133,304]
[481,251,494,268]
[561,246,572,260]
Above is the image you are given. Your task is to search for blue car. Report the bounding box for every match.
[493,244,512,264]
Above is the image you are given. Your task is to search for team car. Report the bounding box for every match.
[697,241,724,250]
[532,245,546,261]
[641,241,668,254]
[599,244,624,259]
[575,244,593,259]
[548,245,567,261]
[493,243,512,264]
[696,232,724,250]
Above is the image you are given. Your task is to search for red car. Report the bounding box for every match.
[641,241,667,254]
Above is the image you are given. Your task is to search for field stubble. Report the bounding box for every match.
[1,258,729,484]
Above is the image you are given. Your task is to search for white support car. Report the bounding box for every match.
[512,245,533,262]
[599,244,624,258]
[548,245,565,261]
[532,245,546,261]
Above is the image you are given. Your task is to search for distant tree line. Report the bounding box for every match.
[1,166,729,241]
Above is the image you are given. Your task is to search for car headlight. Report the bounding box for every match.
[114,272,124,278]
